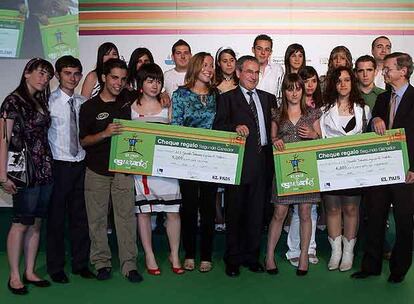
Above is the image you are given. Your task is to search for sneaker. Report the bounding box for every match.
[96,267,111,281]
[127,270,143,283]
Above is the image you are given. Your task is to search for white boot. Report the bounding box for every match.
[328,235,342,270]
[339,236,356,272]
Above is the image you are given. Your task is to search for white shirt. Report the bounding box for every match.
[48,88,86,162]
[374,69,386,90]
[239,86,268,146]
[164,68,186,98]
[257,61,284,105]
[320,103,371,138]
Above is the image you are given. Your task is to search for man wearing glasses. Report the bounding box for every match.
[352,52,414,283]
[252,34,284,106]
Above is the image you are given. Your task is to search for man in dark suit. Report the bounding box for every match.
[214,55,276,277]
[352,52,414,283]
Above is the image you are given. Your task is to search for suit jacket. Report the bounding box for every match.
[213,87,275,184]
[372,83,414,171]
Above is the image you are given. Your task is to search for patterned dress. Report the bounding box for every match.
[272,107,322,205]
[132,107,181,213]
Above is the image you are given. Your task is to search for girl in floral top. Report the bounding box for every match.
[0,58,54,295]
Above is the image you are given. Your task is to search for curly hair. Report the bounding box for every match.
[323,66,364,114]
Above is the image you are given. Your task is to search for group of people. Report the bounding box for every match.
[0,33,413,296]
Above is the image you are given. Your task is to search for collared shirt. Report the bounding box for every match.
[239,86,268,145]
[360,86,385,110]
[392,82,409,115]
[48,87,86,162]
[257,61,284,104]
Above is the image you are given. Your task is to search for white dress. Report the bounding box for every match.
[132,107,181,213]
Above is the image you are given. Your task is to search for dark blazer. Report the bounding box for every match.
[213,86,275,184]
[372,84,414,171]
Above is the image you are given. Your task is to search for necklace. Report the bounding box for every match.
[198,94,208,106]
[337,101,351,115]
[223,75,233,82]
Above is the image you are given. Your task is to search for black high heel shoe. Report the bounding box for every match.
[296,269,308,276]
[23,276,51,287]
[296,256,309,276]
[7,278,28,295]
[264,257,279,275]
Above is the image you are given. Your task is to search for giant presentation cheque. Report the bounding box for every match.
[274,129,409,196]
[109,119,245,185]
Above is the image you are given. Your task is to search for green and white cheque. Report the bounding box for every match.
[109,119,246,185]
[274,129,409,196]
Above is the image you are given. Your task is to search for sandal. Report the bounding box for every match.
[184,259,195,271]
[199,261,212,273]
[289,257,299,267]
[309,254,319,264]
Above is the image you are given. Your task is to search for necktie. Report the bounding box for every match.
[68,98,78,157]
[247,91,262,152]
[388,92,397,129]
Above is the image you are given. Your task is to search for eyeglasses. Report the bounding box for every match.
[242,69,260,77]
[254,46,272,53]
[382,67,399,74]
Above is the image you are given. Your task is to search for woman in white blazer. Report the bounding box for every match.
[319,66,371,272]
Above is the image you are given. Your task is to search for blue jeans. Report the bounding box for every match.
[12,184,53,226]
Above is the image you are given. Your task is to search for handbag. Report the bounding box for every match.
[3,94,36,188]
[7,141,35,188]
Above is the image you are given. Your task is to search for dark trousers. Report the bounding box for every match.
[361,183,414,277]
[224,174,266,266]
[46,160,90,274]
[180,180,217,261]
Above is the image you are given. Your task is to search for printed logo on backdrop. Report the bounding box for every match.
[164,55,174,65]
